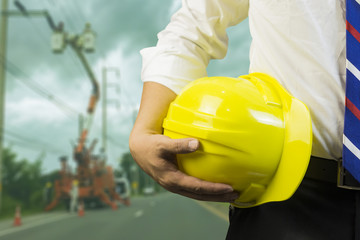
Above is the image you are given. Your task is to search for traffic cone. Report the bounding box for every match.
[124,198,131,206]
[111,202,117,210]
[78,202,85,217]
[13,206,22,227]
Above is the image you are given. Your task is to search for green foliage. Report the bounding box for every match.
[30,189,44,207]
[42,169,60,185]
[1,147,48,217]
[1,194,21,217]
[120,152,134,177]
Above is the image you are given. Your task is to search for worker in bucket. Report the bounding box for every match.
[129,1,359,239]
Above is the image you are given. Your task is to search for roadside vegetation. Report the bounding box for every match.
[1,148,61,220]
[0,149,161,220]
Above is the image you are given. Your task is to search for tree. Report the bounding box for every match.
[2,148,45,215]
[120,152,133,179]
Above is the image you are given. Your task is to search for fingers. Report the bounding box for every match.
[132,134,238,202]
[160,137,200,155]
[178,190,239,203]
[176,172,233,194]
[156,137,240,202]
[161,170,239,202]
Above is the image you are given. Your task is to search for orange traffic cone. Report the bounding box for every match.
[78,202,85,217]
[112,203,118,210]
[124,198,131,206]
[13,206,22,227]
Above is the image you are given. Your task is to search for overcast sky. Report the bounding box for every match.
[3,0,251,173]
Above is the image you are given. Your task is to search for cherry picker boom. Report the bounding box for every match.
[45,23,129,211]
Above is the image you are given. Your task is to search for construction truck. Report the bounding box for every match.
[45,22,129,212]
[113,169,131,203]
[45,141,130,211]
[45,84,130,211]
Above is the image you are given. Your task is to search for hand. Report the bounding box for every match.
[130,82,238,202]
[129,132,239,202]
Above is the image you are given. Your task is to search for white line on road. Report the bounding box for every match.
[134,210,144,218]
[0,213,76,238]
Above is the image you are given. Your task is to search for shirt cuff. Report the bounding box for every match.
[140,46,209,94]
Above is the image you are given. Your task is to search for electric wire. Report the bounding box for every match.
[60,0,87,29]
[37,0,90,80]
[5,137,65,155]
[14,4,52,46]
[19,7,81,81]
[106,134,128,149]
[3,129,66,154]
[39,0,85,76]
[8,1,91,118]
[7,1,125,159]
[55,1,78,32]
[6,139,65,155]
[71,0,87,24]
[42,0,97,90]
[0,55,81,119]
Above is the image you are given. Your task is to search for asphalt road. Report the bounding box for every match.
[0,192,229,240]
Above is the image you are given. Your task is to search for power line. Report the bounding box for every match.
[63,47,91,83]
[16,7,50,46]
[0,55,81,119]
[106,134,128,149]
[70,1,87,24]
[39,0,99,99]
[6,139,63,155]
[5,128,56,146]
[15,0,89,84]
[55,1,78,32]
[0,2,88,119]
[3,129,66,154]
[43,2,89,77]
[23,12,81,80]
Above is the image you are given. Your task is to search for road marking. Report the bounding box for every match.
[134,210,144,218]
[0,213,75,238]
[195,201,229,222]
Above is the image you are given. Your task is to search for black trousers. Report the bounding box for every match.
[226,178,360,240]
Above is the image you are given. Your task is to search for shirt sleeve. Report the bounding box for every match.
[141,0,249,94]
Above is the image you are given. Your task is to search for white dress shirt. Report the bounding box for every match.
[141,0,346,160]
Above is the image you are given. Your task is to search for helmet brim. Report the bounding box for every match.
[233,73,312,207]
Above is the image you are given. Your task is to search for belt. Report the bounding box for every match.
[304,156,360,190]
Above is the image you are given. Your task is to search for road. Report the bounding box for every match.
[0,192,230,240]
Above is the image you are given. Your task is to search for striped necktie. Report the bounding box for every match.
[343,0,360,183]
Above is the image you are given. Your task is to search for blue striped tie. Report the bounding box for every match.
[343,0,360,183]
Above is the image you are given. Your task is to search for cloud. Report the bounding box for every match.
[3,0,252,173]
[7,97,66,125]
[90,40,143,159]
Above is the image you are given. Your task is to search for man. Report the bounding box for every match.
[129,1,359,239]
[70,179,79,213]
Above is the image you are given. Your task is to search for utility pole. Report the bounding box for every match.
[0,0,96,212]
[102,68,107,153]
[130,164,139,195]
[0,0,8,213]
[101,67,120,154]
[0,0,63,213]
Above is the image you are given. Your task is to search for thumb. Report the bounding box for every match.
[163,138,199,154]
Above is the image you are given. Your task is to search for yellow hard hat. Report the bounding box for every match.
[73,179,79,186]
[163,73,312,208]
[46,181,52,188]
